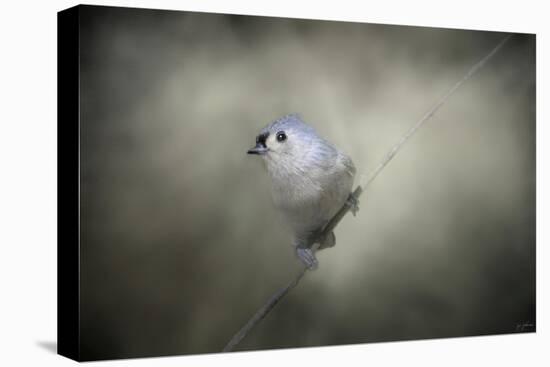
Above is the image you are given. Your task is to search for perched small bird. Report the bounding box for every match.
[247,114,358,269]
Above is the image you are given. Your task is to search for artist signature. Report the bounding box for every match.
[515,322,535,332]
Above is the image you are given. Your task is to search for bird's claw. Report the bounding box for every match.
[296,247,318,270]
[346,192,360,216]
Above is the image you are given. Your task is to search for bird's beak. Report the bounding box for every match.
[247,143,268,155]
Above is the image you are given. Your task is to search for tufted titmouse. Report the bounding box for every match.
[248,114,358,269]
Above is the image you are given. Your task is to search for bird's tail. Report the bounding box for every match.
[318,231,336,250]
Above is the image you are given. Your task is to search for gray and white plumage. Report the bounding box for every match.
[248,114,356,269]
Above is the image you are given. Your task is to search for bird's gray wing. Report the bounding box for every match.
[339,152,356,179]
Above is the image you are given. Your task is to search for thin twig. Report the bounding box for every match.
[223,34,511,352]
[222,267,308,352]
[359,34,512,189]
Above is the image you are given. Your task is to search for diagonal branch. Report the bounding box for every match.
[223,34,511,353]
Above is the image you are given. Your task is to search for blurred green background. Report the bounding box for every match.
[78,5,535,360]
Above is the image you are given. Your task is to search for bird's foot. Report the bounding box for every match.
[296,247,318,270]
[346,192,360,216]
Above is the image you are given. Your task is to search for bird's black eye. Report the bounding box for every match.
[276,131,287,142]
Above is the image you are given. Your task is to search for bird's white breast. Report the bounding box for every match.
[267,153,354,241]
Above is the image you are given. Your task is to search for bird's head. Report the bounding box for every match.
[247,114,319,169]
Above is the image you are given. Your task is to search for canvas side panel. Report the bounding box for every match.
[57,5,81,362]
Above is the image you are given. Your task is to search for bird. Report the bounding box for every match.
[247,114,358,269]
